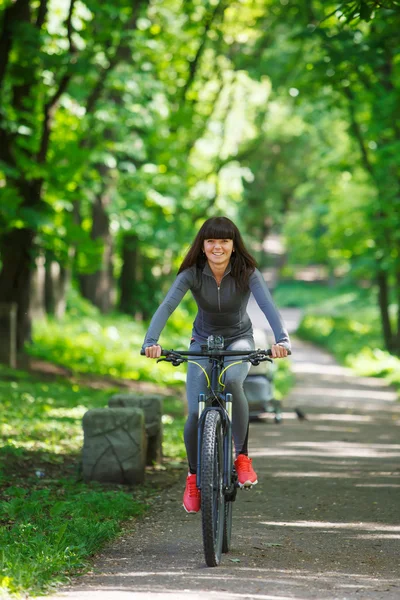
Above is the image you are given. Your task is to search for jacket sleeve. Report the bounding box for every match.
[142,269,193,349]
[249,269,291,351]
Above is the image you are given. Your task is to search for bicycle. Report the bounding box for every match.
[142,335,274,567]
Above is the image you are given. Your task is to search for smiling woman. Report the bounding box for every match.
[141,216,291,513]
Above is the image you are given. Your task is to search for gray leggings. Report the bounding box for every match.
[184,337,254,473]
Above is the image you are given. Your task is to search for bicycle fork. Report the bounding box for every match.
[223,393,233,490]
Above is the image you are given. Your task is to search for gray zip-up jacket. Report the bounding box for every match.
[142,262,290,350]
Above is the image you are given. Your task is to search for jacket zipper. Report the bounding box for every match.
[215,271,229,312]
[204,264,231,313]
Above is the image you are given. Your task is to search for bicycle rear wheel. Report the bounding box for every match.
[201,410,224,567]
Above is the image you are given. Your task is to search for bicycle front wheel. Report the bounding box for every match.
[222,498,232,553]
[201,410,224,567]
[222,437,236,553]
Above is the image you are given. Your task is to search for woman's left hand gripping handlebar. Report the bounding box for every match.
[271,344,290,359]
[144,344,162,359]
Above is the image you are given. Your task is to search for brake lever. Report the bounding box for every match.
[157,355,186,367]
[171,358,186,366]
[248,353,273,366]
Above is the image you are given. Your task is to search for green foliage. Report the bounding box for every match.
[275,281,400,394]
[274,358,294,401]
[338,0,400,23]
[2,0,399,360]
[298,312,400,391]
[273,280,365,309]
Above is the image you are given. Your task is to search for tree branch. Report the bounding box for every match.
[37,73,71,163]
[0,0,30,92]
[35,0,49,29]
[83,0,147,119]
[185,65,224,156]
[179,0,226,105]
[342,86,374,177]
[36,0,77,163]
[65,0,76,51]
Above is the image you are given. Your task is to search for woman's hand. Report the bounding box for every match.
[271,344,289,359]
[144,345,162,359]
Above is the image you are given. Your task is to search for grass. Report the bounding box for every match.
[0,481,146,597]
[25,290,195,385]
[274,280,400,393]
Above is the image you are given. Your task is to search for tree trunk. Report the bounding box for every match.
[0,0,31,91]
[45,254,70,319]
[0,227,35,352]
[118,234,157,320]
[376,269,393,352]
[118,233,139,315]
[79,184,115,313]
[394,264,400,356]
[30,253,46,320]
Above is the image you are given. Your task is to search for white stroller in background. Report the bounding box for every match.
[244,328,282,423]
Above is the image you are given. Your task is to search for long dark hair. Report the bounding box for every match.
[178,216,257,290]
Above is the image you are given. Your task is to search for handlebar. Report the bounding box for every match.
[140,348,274,358]
[141,347,291,357]
[141,346,291,367]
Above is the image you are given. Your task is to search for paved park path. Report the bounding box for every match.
[41,308,400,600]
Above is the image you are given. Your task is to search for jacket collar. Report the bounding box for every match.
[202,261,232,278]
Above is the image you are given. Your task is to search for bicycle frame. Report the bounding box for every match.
[141,345,273,495]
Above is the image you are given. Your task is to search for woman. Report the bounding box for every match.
[142,216,290,513]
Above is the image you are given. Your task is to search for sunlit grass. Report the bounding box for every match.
[0,481,147,597]
[26,286,194,384]
[275,280,400,395]
[27,313,189,384]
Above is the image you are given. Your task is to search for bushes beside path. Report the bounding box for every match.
[274,280,400,395]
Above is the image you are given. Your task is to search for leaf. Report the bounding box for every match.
[263,542,283,547]
[229,558,241,563]
[55,522,68,546]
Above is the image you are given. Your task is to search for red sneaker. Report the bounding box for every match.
[234,455,258,488]
[183,473,201,513]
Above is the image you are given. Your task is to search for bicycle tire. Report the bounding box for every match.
[201,410,224,567]
[222,436,235,554]
[222,497,232,553]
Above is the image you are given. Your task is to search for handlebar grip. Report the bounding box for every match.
[265,348,291,356]
[141,346,164,356]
